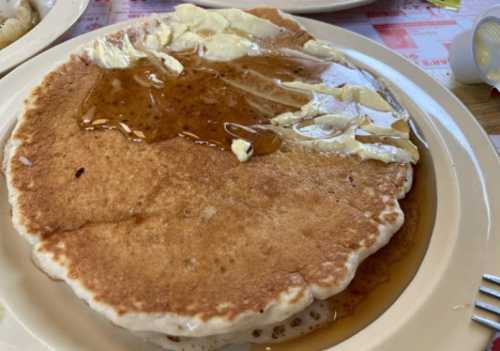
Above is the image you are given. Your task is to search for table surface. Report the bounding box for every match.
[1,0,499,350]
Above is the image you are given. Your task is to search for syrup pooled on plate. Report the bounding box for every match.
[253,124,435,351]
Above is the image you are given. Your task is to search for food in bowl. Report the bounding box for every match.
[0,0,39,49]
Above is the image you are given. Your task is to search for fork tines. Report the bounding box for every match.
[472,274,500,331]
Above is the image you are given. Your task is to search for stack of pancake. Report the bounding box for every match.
[3,5,418,350]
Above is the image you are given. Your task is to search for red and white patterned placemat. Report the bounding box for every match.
[1,1,499,350]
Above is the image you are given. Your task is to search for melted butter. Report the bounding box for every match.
[78,53,328,154]
[225,123,282,156]
[79,4,418,164]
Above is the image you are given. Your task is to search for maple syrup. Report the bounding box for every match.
[77,52,395,156]
[77,50,435,350]
[252,123,435,351]
[77,53,322,153]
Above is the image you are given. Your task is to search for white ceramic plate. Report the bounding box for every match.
[0,14,499,351]
[0,0,89,75]
[185,0,375,13]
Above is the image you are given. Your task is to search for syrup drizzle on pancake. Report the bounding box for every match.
[77,51,412,160]
[77,53,326,155]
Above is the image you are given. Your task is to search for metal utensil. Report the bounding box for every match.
[472,274,500,331]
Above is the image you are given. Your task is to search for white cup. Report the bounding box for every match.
[449,5,500,89]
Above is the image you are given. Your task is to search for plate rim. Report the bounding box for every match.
[184,0,376,14]
[298,16,500,350]
[0,11,499,351]
[0,0,90,75]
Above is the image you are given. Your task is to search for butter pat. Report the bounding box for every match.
[85,34,147,69]
[271,94,344,127]
[151,51,184,74]
[169,31,204,52]
[144,21,172,50]
[215,8,283,37]
[202,33,260,61]
[231,139,254,162]
[313,114,354,130]
[282,81,393,112]
[86,32,184,73]
[173,4,229,33]
[300,126,414,164]
[340,85,393,112]
[303,40,347,64]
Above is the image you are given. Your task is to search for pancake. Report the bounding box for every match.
[135,299,334,350]
[3,5,417,349]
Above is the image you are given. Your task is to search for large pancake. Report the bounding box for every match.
[135,298,334,350]
[3,5,414,342]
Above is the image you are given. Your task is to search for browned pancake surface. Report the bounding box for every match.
[7,9,410,322]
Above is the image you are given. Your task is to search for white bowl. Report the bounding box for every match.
[0,0,89,75]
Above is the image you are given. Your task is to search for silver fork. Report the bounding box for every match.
[472,274,500,331]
